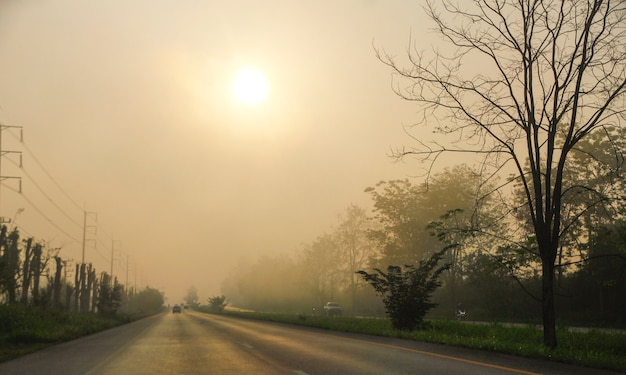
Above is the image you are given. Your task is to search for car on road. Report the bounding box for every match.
[323,302,342,316]
[172,304,182,313]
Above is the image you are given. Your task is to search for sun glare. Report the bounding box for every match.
[232,68,268,106]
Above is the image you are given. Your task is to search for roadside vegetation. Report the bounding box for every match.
[196,308,626,373]
[2,0,625,369]
[0,223,165,363]
[220,168,626,329]
[0,304,126,362]
[219,0,626,354]
[0,293,164,363]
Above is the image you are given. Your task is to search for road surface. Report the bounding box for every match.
[0,310,621,375]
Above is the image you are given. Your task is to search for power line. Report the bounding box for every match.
[0,123,23,223]
[17,134,115,267]
[11,132,83,212]
[5,157,83,229]
[6,128,110,266]
[2,125,132,277]
[2,183,81,243]
[2,158,111,267]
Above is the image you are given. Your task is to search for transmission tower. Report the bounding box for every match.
[0,124,23,223]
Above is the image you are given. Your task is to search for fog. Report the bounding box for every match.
[0,0,435,303]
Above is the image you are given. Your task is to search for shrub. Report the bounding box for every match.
[357,246,452,330]
[207,295,228,312]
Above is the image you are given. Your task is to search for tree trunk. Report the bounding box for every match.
[541,256,557,349]
[20,238,33,304]
[65,284,73,311]
[53,257,63,308]
[89,266,97,313]
[74,264,80,312]
[80,264,89,312]
[4,230,21,304]
[31,244,42,305]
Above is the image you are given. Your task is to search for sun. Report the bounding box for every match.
[231,68,268,106]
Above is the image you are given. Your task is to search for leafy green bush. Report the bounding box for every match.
[357,246,451,330]
[207,295,228,312]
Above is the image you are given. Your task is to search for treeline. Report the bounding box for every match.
[0,225,163,316]
[222,160,626,327]
[221,204,383,315]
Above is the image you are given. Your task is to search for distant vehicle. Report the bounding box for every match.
[323,302,342,316]
[172,304,182,313]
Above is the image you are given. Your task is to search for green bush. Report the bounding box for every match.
[357,246,452,330]
[207,295,228,312]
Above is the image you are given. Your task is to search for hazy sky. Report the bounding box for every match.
[0,0,436,302]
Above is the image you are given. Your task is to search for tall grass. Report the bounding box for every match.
[0,304,136,362]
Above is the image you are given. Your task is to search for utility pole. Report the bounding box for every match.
[0,124,23,223]
[110,239,121,286]
[81,210,97,264]
[126,254,130,292]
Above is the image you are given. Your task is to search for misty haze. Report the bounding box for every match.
[1,1,625,374]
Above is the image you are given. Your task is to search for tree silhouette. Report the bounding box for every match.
[380,0,626,348]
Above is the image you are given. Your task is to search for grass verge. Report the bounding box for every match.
[0,304,154,363]
[195,307,626,373]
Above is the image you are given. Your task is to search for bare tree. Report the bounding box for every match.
[380,0,626,348]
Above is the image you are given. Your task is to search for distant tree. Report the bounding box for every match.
[0,227,21,303]
[207,295,228,312]
[380,0,626,348]
[357,246,452,331]
[419,165,502,309]
[573,224,626,321]
[461,246,541,320]
[365,180,439,266]
[121,286,164,314]
[555,127,626,273]
[335,204,376,312]
[366,166,496,308]
[184,286,199,306]
[299,234,342,307]
[97,273,123,317]
[230,254,303,312]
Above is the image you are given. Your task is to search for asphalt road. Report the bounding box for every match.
[0,310,621,375]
